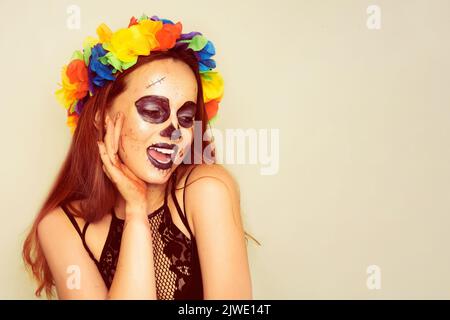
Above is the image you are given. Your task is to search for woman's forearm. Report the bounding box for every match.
[107,208,156,299]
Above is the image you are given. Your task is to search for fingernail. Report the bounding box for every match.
[116,113,120,120]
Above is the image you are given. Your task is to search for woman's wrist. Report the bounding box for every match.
[125,204,149,222]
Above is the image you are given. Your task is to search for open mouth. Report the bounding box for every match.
[147,142,178,170]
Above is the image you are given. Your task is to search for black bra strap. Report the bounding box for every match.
[163,172,171,207]
[61,204,83,237]
[61,204,99,266]
[183,166,197,219]
[170,170,194,239]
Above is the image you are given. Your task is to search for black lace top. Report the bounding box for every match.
[61,169,203,300]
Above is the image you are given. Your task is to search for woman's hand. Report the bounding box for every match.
[97,112,148,218]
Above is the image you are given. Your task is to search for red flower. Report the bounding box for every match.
[128,16,138,27]
[66,59,89,99]
[155,22,182,50]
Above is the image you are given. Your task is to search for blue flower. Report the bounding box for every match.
[89,44,115,88]
[197,41,216,71]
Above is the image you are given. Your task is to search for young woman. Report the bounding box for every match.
[22,14,253,300]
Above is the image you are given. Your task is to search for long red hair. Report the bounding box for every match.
[22,48,213,297]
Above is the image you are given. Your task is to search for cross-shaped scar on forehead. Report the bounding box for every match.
[146,76,166,88]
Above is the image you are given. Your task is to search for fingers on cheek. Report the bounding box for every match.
[112,154,120,167]
[102,164,113,181]
[97,142,114,182]
[97,143,110,169]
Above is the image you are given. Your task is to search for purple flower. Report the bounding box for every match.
[75,99,85,115]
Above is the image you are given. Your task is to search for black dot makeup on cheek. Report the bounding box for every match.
[134,95,171,124]
[177,101,197,128]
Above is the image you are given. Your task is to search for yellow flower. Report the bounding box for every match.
[55,65,78,110]
[103,20,162,63]
[137,19,162,48]
[96,23,112,43]
[82,36,99,48]
[67,114,79,134]
[201,71,224,103]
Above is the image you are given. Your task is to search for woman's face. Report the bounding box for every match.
[108,58,198,184]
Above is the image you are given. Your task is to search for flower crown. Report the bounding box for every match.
[55,14,224,134]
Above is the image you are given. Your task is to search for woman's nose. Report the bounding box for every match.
[160,123,182,141]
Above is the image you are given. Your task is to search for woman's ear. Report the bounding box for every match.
[94,110,102,131]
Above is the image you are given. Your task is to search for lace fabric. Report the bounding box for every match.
[98,204,202,299]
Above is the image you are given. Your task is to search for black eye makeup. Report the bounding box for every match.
[135,95,170,124]
[135,95,197,127]
[177,101,197,128]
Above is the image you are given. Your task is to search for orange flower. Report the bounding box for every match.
[205,99,219,121]
[67,114,79,135]
[66,59,89,99]
[155,22,182,50]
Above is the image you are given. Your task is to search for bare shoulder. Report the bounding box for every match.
[183,163,240,194]
[182,164,242,229]
[36,200,108,298]
[37,200,86,244]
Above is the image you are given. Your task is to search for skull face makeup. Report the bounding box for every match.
[108,58,198,184]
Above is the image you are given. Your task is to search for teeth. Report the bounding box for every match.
[150,146,174,155]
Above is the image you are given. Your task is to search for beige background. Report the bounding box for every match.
[1,0,449,299]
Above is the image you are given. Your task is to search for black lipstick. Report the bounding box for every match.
[147,142,177,170]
